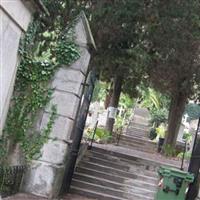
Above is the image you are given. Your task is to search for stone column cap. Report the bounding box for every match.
[22,0,49,15]
[77,11,97,51]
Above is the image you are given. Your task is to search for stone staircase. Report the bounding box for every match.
[118,134,157,153]
[118,107,157,153]
[68,108,168,199]
[70,146,157,200]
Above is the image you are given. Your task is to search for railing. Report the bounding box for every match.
[60,69,97,193]
[116,127,123,146]
[0,165,26,197]
[87,120,98,150]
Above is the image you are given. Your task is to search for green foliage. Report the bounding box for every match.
[21,105,57,162]
[185,103,200,121]
[139,87,169,127]
[183,132,192,143]
[0,136,7,163]
[86,128,112,143]
[2,5,80,162]
[177,152,191,160]
[92,81,108,102]
[119,93,134,109]
[142,0,200,99]
[150,108,168,127]
[85,0,148,97]
[115,116,124,130]
[163,144,176,157]
[149,128,157,140]
[54,28,80,65]
[140,87,170,111]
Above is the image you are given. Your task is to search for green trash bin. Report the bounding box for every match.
[155,166,194,200]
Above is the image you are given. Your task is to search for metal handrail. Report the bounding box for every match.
[116,127,123,146]
[88,120,98,150]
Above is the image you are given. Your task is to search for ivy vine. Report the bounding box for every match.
[1,12,80,163]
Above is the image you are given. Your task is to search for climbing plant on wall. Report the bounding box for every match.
[1,4,80,163]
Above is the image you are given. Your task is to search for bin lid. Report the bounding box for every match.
[158,166,194,182]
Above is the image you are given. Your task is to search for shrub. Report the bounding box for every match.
[150,108,168,127]
[177,152,191,160]
[86,127,112,143]
[149,128,157,140]
[183,132,192,142]
[163,144,176,157]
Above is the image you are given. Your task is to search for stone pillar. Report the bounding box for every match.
[22,12,95,198]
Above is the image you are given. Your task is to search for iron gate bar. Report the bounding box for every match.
[60,69,96,194]
[0,165,26,197]
[186,116,200,200]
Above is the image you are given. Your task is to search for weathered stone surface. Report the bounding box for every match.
[0,9,21,135]
[22,161,65,198]
[70,47,91,74]
[74,19,88,46]
[21,12,95,199]
[0,0,36,135]
[1,0,32,31]
[40,113,74,142]
[39,139,69,165]
[45,90,80,119]
[54,68,85,84]
[52,78,83,97]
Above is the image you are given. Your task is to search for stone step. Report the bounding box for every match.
[133,108,150,118]
[124,132,147,138]
[118,140,156,150]
[76,166,157,185]
[70,186,126,200]
[87,149,157,171]
[89,147,159,170]
[125,131,148,137]
[78,161,157,183]
[119,135,156,146]
[70,142,160,200]
[82,155,157,177]
[132,118,149,125]
[128,123,149,130]
[118,142,156,153]
[73,171,156,192]
[71,179,154,200]
[126,126,149,133]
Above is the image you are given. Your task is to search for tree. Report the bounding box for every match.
[185,103,200,121]
[86,0,147,133]
[142,0,200,148]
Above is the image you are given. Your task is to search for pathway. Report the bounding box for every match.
[69,107,183,199]
[4,108,183,200]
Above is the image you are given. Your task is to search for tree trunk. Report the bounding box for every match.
[164,92,187,149]
[105,75,123,134]
[186,118,200,200]
[104,87,113,109]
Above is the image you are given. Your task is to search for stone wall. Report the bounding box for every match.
[22,12,95,198]
[0,0,41,135]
